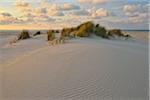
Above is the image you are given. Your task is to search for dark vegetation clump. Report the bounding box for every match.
[61,21,95,38]
[108,29,131,38]
[61,28,74,37]
[75,21,95,37]
[47,30,55,41]
[18,30,30,40]
[60,21,131,39]
[33,31,41,36]
[17,21,131,43]
[55,30,60,33]
[94,24,108,39]
[108,29,124,37]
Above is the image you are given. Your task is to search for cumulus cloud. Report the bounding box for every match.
[66,7,110,21]
[110,12,148,24]
[123,4,149,21]
[123,4,140,13]
[34,15,55,22]
[62,3,80,10]
[33,7,47,16]
[128,13,148,23]
[47,10,64,16]
[15,0,81,20]
[0,0,147,29]
[78,0,111,4]
[48,4,61,11]
[0,12,23,24]
[0,12,14,24]
[88,7,109,18]
[0,12,12,17]
[68,9,90,16]
[46,3,80,17]
[15,1,31,8]
[94,8,108,17]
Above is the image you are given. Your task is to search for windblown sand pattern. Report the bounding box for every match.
[1,37,148,100]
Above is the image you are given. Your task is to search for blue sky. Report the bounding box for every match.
[0,0,149,30]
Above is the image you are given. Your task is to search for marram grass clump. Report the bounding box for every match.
[18,30,30,40]
[75,21,95,37]
[108,29,132,39]
[47,30,55,41]
[33,31,41,36]
[94,24,108,39]
[60,21,131,39]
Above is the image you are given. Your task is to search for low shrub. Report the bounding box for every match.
[94,26,108,38]
[18,30,30,40]
[108,29,124,37]
[47,30,55,41]
[33,31,41,36]
[75,21,94,37]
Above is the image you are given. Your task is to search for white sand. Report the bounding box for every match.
[0,34,149,100]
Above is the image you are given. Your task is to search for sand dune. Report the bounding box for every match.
[1,35,149,100]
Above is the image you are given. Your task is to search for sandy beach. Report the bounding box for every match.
[0,0,149,99]
[0,33,148,100]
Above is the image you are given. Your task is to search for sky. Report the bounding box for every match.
[0,0,149,30]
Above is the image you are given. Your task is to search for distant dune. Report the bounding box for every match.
[0,34,149,100]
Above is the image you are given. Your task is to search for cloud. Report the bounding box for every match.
[109,12,148,24]
[33,7,47,16]
[0,12,23,24]
[94,8,108,17]
[123,4,149,20]
[123,4,140,13]
[41,2,80,11]
[0,12,14,24]
[88,7,109,18]
[45,4,64,16]
[78,0,111,4]
[15,0,80,18]
[123,4,143,17]
[128,13,148,23]
[62,3,80,10]
[68,9,90,16]
[47,10,64,16]
[0,12,12,17]
[47,4,61,11]
[34,15,55,22]
[15,1,31,8]
[46,3,80,16]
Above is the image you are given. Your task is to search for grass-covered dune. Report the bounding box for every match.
[61,21,131,39]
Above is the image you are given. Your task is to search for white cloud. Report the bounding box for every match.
[15,1,31,8]
[123,4,149,23]
[123,4,149,17]
[68,9,90,16]
[0,12,12,17]
[78,0,111,4]
[47,10,64,16]
[0,12,23,24]
[62,3,80,10]
[12,0,149,29]
[128,13,148,23]
[109,12,148,24]
[33,7,47,16]
[0,13,14,24]
[48,4,61,11]
[41,2,80,11]
[123,4,140,13]
[94,8,108,17]
[34,15,55,22]
[88,7,108,18]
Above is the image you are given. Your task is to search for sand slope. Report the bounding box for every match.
[1,36,149,100]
